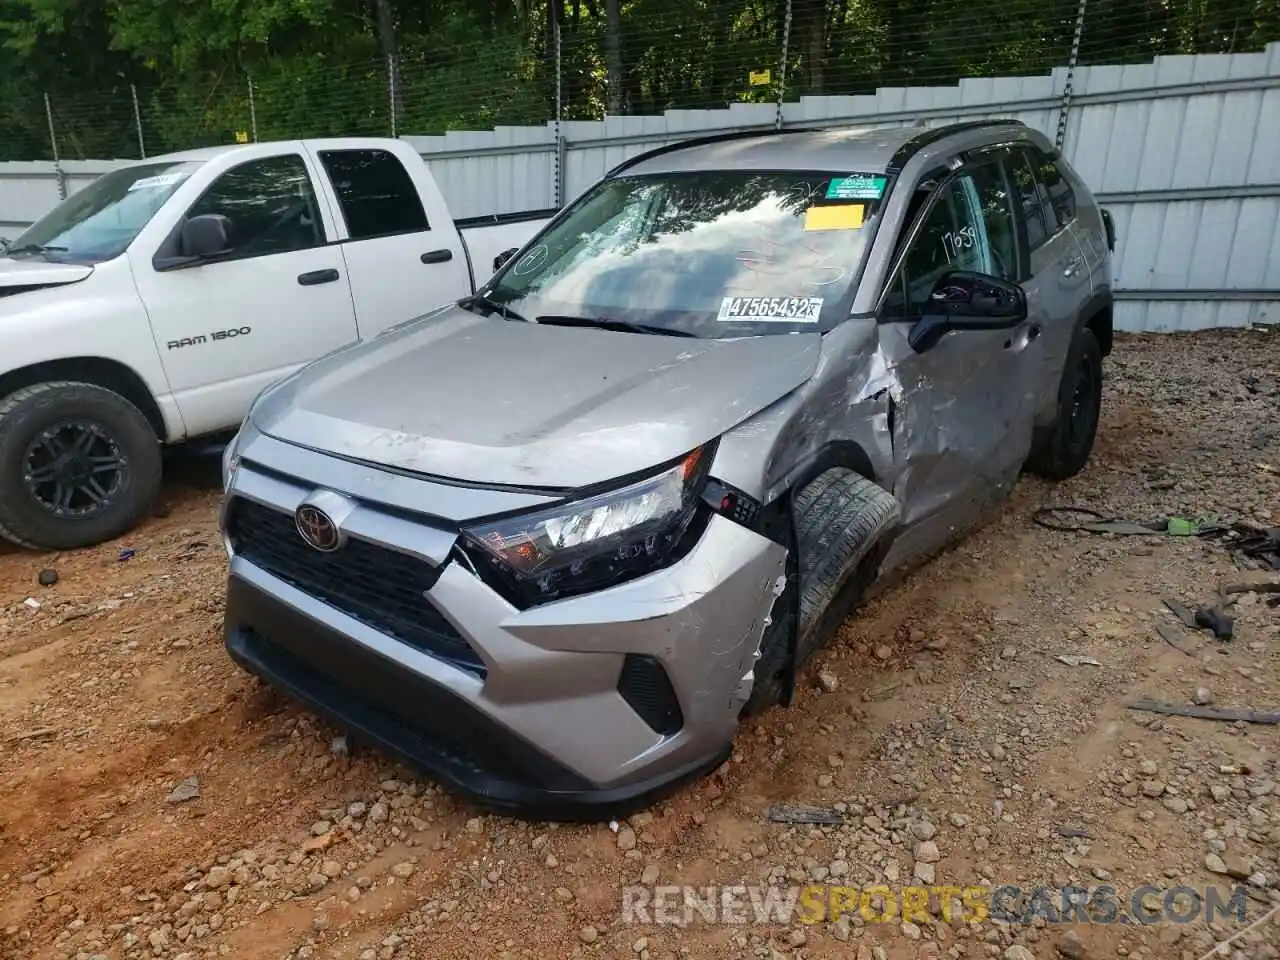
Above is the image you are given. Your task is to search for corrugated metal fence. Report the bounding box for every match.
[3,43,1278,333]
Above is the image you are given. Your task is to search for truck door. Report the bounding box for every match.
[129,150,358,438]
[306,144,471,338]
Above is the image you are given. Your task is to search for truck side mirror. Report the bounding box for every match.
[180,214,233,260]
[494,247,517,272]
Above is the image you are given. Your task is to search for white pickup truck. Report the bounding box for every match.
[0,137,553,551]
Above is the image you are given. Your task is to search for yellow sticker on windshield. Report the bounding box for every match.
[804,204,865,231]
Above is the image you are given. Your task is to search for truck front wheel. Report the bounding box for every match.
[0,381,162,551]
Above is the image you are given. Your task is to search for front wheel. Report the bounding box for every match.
[0,381,162,551]
[1025,327,1103,481]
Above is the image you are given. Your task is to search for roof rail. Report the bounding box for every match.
[886,118,1026,173]
[605,125,822,179]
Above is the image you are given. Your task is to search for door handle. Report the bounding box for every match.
[1026,323,1042,341]
[297,269,340,286]
[420,249,454,264]
[1063,256,1084,279]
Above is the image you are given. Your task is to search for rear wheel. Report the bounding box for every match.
[0,381,162,551]
[1026,327,1103,480]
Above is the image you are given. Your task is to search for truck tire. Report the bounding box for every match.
[0,381,162,551]
[744,470,900,714]
[1025,327,1103,480]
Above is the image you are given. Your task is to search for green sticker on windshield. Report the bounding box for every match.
[826,175,887,201]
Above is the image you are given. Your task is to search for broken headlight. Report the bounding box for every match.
[459,443,715,608]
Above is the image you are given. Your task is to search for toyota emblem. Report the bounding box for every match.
[295,504,341,552]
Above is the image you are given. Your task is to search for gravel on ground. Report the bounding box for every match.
[1,329,1278,960]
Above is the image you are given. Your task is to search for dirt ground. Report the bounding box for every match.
[2,329,1279,960]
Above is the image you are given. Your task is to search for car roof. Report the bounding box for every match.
[618,120,1027,178]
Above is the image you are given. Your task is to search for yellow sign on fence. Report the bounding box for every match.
[748,69,772,86]
[234,130,249,144]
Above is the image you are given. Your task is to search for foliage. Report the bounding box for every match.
[1,0,1277,160]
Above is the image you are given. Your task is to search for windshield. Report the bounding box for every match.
[6,160,204,264]
[482,169,890,337]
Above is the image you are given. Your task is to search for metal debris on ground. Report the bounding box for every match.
[1160,581,1279,645]
[6,727,58,743]
[1155,622,1194,656]
[118,548,135,561]
[1055,825,1092,838]
[1128,697,1280,725]
[1162,598,1198,628]
[1034,507,1279,571]
[22,597,41,611]
[1054,655,1101,667]
[765,805,846,825]
[1032,507,1173,536]
[37,569,57,586]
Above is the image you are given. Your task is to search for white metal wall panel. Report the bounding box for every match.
[1117,300,1272,333]
[1108,198,1280,292]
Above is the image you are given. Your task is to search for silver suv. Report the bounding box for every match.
[219,119,1114,819]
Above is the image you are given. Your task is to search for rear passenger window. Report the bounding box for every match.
[319,149,429,240]
[1010,150,1050,251]
[968,161,1018,282]
[1026,146,1077,230]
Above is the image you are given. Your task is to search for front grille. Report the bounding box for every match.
[226,498,484,675]
[617,654,683,736]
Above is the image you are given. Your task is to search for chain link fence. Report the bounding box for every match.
[2,0,1277,163]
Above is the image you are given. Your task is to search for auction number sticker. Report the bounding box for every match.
[826,175,887,201]
[717,296,824,323]
[128,172,188,192]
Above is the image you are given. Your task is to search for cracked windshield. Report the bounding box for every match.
[489,170,889,336]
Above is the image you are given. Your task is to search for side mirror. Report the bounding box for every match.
[493,247,518,272]
[180,213,233,260]
[908,271,1028,354]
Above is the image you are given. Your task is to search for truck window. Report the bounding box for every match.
[184,154,325,260]
[318,149,429,240]
[7,160,203,265]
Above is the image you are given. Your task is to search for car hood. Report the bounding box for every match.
[0,257,94,289]
[252,306,821,489]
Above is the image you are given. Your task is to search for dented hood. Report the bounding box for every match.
[252,305,821,489]
[0,257,94,289]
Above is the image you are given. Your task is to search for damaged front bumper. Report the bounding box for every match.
[220,434,787,820]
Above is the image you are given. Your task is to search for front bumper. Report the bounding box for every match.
[221,432,786,820]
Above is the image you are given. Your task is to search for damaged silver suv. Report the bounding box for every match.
[219,119,1114,819]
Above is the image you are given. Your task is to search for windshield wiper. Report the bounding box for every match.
[459,292,529,324]
[534,315,696,338]
[4,243,69,257]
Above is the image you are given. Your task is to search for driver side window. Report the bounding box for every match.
[885,164,1017,316]
[182,155,325,261]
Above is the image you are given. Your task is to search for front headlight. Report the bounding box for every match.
[221,429,242,493]
[459,443,716,608]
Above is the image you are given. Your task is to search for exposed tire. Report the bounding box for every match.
[744,469,900,714]
[793,470,901,666]
[1025,327,1103,481]
[0,381,162,551]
